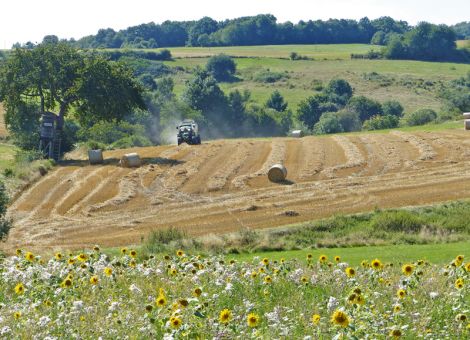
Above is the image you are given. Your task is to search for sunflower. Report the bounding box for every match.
[306,253,313,261]
[264,275,272,284]
[219,309,232,324]
[355,295,365,305]
[13,311,21,320]
[455,278,464,289]
[130,250,137,258]
[89,276,99,285]
[397,289,406,299]
[247,313,260,328]
[402,264,414,276]
[465,262,470,272]
[417,260,424,266]
[251,271,258,279]
[129,260,136,268]
[43,300,52,307]
[25,252,35,262]
[193,287,202,297]
[179,299,189,308]
[456,255,464,266]
[55,253,63,261]
[389,328,402,338]
[371,259,383,270]
[312,314,320,325]
[77,253,87,262]
[104,267,113,277]
[301,276,309,284]
[67,258,75,265]
[93,245,100,252]
[14,283,25,295]
[170,268,178,276]
[176,250,184,257]
[319,255,328,263]
[15,249,22,256]
[145,304,153,312]
[334,256,341,263]
[330,310,349,328]
[345,267,356,278]
[170,316,182,329]
[121,247,128,255]
[280,258,285,264]
[393,304,401,313]
[361,260,369,268]
[262,258,269,266]
[62,278,73,288]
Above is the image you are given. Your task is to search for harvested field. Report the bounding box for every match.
[4,129,470,251]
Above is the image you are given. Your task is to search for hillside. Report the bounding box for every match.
[157,45,470,113]
[4,128,470,251]
[0,104,7,138]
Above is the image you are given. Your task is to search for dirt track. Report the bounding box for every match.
[4,130,470,251]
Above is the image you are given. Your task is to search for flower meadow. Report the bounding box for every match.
[0,248,469,339]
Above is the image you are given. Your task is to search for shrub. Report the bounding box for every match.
[335,109,362,132]
[142,227,186,254]
[313,112,343,135]
[0,180,11,240]
[324,79,353,104]
[205,54,236,81]
[363,114,400,130]
[347,96,383,122]
[406,108,437,126]
[14,149,44,163]
[253,70,288,83]
[382,100,404,117]
[111,135,152,149]
[371,210,423,233]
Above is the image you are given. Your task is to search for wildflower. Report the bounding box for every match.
[93,245,100,252]
[62,278,73,288]
[43,300,52,307]
[397,289,406,299]
[219,309,232,324]
[361,260,368,268]
[77,253,87,262]
[179,299,189,308]
[312,314,320,325]
[465,263,470,272]
[104,267,113,276]
[14,283,25,295]
[330,310,349,328]
[156,296,166,307]
[280,258,285,264]
[55,253,63,260]
[145,304,153,312]
[417,260,424,266]
[307,253,313,261]
[13,312,21,320]
[455,278,464,289]
[89,276,99,285]
[170,268,177,276]
[371,259,383,270]
[402,264,414,276]
[262,258,269,266]
[393,304,401,313]
[456,314,467,322]
[389,328,402,338]
[16,249,22,256]
[301,276,309,284]
[176,250,184,257]
[121,247,128,255]
[251,271,258,279]
[319,255,328,263]
[67,258,75,265]
[455,255,464,266]
[129,260,136,268]
[130,249,137,258]
[193,287,202,297]
[345,267,356,278]
[25,252,35,262]
[355,295,365,305]
[170,316,182,329]
[247,313,260,328]
[334,256,341,263]
[264,276,272,284]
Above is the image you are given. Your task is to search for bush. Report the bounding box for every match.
[253,70,288,83]
[371,210,423,233]
[313,112,343,135]
[142,227,186,254]
[382,100,404,117]
[406,108,437,126]
[347,96,383,122]
[78,121,149,147]
[111,135,152,149]
[14,149,44,164]
[324,79,353,104]
[335,109,362,132]
[363,114,400,130]
[206,54,236,81]
[0,180,10,240]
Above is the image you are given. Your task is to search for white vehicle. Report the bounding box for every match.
[177,120,201,145]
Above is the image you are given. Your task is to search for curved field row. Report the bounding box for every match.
[4,130,470,251]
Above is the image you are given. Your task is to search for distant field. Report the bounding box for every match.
[166,54,470,112]
[154,44,381,59]
[457,39,470,49]
[0,143,15,170]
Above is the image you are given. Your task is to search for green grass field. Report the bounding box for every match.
[457,40,470,49]
[231,241,470,265]
[0,143,16,170]
[154,44,381,59]
[162,45,470,113]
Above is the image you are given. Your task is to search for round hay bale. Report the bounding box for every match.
[291,130,304,138]
[268,164,287,182]
[463,112,470,120]
[465,119,470,131]
[88,149,104,165]
[121,153,141,168]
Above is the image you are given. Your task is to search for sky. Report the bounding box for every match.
[1,0,469,48]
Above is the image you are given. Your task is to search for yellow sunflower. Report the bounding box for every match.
[219,309,232,324]
[170,316,182,329]
[397,289,406,299]
[247,313,260,328]
[402,264,414,276]
[14,283,25,295]
[312,314,321,325]
[330,310,349,328]
[89,276,99,285]
[319,255,328,263]
[389,328,402,338]
[25,252,35,262]
[371,259,383,270]
[455,278,464,289]
[104,267,113,276]
[345,267,356,278]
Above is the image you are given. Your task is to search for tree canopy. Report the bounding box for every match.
[0,42,145,130]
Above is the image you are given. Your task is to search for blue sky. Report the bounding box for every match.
[1,0,468,48]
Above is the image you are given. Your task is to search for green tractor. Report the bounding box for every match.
[177,120,201,145]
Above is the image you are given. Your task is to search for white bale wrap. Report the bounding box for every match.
[268,164,287,182]
[463,112,470,119]
[465,119,470,131]
[121,153,141,168]
[291,130,304,138]
[88,149,104,165]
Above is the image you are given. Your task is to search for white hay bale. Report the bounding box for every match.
[291,130,304,138]
[463,112,470,120]
[268,164,287,182]
[121,153,141,168]
[465,119,470,131]
[88,149,103,165]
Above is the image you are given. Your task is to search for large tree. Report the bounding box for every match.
[0,42,145,133]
